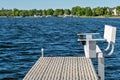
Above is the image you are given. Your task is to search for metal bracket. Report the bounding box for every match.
[104,42,115,57]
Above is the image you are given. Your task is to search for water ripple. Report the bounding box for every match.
[0,17,120,80]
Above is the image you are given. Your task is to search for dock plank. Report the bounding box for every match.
[23,57,98,80]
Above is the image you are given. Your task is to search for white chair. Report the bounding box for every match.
[77,25,116,58]
[77,25,116,80]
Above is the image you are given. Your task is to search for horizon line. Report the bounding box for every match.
[0,6,118,10]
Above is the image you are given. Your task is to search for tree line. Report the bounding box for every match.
[0,6,120,17]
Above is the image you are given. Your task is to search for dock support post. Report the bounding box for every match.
[98,56,104,80]
[41,48,44,57]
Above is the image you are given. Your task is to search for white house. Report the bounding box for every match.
[109,8,117,16]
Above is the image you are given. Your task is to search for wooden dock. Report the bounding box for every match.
[23,57,98,80]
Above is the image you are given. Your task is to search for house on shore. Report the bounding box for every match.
[108,8,117,16]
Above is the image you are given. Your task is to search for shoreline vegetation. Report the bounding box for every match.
[0,15,120,18]
[0,6,120,18]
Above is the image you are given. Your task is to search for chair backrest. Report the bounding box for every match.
[104,25,116,43]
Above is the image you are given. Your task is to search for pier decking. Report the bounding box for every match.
[23,57,98,80]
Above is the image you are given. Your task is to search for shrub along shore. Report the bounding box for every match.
[0,16,120,19]
[0,6,120,17]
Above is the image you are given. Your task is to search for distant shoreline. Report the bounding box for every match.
[79,16,120,18]
[0,16,120,18]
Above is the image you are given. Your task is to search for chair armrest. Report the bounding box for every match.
[77,33,100,36]
[89,39,106,41]
[78,39,87,41]
[78,38,106,41]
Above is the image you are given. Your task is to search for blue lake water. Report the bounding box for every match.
[0,17,120,80]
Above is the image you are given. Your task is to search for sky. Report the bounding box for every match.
[0,0,120,10]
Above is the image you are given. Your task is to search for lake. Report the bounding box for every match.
[0,17,120,80]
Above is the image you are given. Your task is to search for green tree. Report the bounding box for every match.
[19,10,24,16]
[72,6,85,16]
[84,7,92,16]
[59,9,64,15]
[64,9,71,15]
[38,10,42,16]
[42,9,47,16]
[1,8,6,16]
[19,10,29,17]
[76,6,83,16]
[116,6,120,15]
[93,7,104,16]
[0,11,2,16]
[5,9,13,16]
[47,9,54,15]
[24,10,29,16]
[13,8,19,16]
[28,10,34,16]
[71,7,77,15]
[103,7,108,15]
[0,6,119,17]
[29,9,38,16]
[53,9,59,16]
[102,7,112,16]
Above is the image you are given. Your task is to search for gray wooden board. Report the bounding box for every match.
[23,57,98,80]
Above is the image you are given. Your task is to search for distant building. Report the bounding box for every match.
[112,8,117,15]
[109,8,117,15]
[34,15,37,17]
